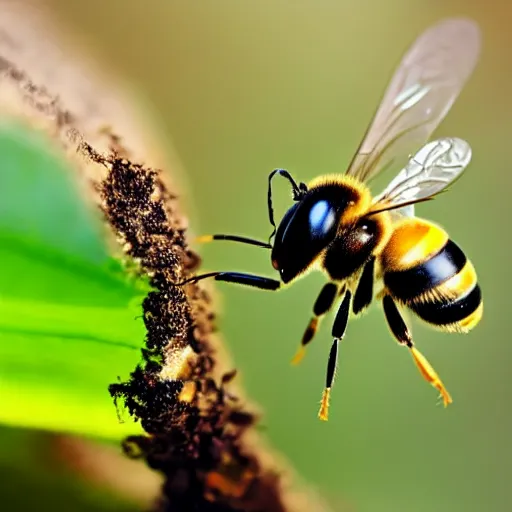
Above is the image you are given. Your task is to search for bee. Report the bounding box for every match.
[180,18,482,420]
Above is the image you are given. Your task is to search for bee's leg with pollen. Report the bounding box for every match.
[291,283,341,365]
[318,290,352,421]
[382,295,453,407]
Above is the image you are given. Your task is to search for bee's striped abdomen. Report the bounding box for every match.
[380,218,482,333]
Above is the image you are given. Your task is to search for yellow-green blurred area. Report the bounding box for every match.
[2,0,512,511]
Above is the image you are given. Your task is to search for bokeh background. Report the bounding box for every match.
[2,0,512,511]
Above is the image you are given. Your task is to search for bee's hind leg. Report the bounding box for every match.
[382,294,453,407]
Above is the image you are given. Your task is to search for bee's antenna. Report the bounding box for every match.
[267,169,307,243]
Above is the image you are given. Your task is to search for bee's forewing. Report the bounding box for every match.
[345,18,480,184]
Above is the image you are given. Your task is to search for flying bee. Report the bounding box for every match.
[179,18,482,420]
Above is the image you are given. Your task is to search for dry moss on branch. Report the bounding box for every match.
[85,144,288,511]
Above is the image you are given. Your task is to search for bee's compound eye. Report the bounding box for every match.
[309,200,336,237]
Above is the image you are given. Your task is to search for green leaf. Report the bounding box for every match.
[0,120,147,439]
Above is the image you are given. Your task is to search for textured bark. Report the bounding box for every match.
[0,3,333,511]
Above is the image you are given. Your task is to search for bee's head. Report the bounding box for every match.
[270,181,362,283]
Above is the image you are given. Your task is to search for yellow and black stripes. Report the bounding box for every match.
[409,285,482,332]
[384,239,466,300]
[380,218,482,333]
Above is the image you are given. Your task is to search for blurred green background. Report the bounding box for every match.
[3,0,512,511]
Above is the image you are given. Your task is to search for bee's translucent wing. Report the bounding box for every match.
[390,203,415,221]
[374,137,472,209]
[345,18,480,183]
